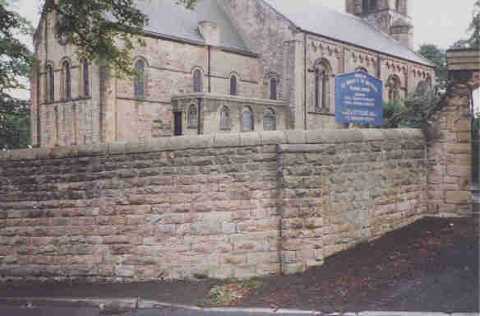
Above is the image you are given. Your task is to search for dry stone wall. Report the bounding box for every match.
[0,129,430,281]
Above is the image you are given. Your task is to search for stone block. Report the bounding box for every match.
[445,191,472,204]
[115,265,135,277]
[452,117,472,132]
[447,165,471,177]
[239,132,262,146]
[213,133,241,147]
[285,130,307,144]
[259,131,286,145]
[446,143,471,154]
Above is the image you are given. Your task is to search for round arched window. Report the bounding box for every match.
[187,104,198,128]
[241,107,254,132]
[134,59,146,98]
[220,106,231,131]
[263,108,276,131]
[193,69,203,93]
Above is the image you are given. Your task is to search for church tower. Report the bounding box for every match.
[346,0,414,49]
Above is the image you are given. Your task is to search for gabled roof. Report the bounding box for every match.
[135,0,250,53]
[263,0,433,67]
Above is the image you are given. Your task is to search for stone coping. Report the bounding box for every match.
[0,129,424,162]
[171,92,287,107]
[447,49,480,71]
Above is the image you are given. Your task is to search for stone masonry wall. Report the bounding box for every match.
[277,129,428,274]
[0,129,430,281]
[428,83,474,217]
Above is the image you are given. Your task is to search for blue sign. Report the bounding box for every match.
[335,71,384,126]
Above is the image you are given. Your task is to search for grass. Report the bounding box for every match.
[201,278,263,307]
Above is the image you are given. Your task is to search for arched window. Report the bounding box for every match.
[269,77,278,100]
[230,74,238,96]
[416,81,427,94]
[61,60,71,100]
[363,0,377,12]
[263,108,276,131]
[46,64,55,103]
[314,59,332,111]
[356,67,368,73]
[386,75,401,102]
[81,59,90,97]
[425,75,432,89]
[220,106,231,130]
[134,59,145,98]
[193,69,203,93]
[187,104,198,128]
[241,107,254,132]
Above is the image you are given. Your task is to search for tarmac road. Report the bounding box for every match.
[0,303,479,316]
[0,306,309,316]
[0,305,101,316]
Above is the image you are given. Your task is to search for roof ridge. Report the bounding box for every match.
[346,11,433,66]
[263,0,434,67]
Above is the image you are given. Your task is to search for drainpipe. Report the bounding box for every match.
[197,97,202,135]
[36,62,41,147]
[304,33,308,130]
[208,45,212,93]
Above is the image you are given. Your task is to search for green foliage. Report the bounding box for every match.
[205,279,262,306]
[43,0,198,76]
[417,44,447,89]
[467,0,480,49]
[1,0,198,149]
[44,0,149,76]
[451,0,480,49]
[384,100,405,128]
[0,101,30,150]
[384,89,441,129]
[176,0,197,9]
[0,0,33,149]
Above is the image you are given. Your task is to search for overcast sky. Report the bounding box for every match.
[8,0,477,49]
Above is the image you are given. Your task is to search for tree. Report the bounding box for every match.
[1,0,197,149]
[417,44,447,90]
[384,89,441,129]
[466,0,480,49]
[0,0,33,149]
[43,0,198,75]
[451,0,480,49]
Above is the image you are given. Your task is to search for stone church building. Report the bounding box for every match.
[31,0,435,147]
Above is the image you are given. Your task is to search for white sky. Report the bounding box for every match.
[9,0,476,50]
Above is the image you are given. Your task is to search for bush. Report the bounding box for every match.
[384,89,441,129]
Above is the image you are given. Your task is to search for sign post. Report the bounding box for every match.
[335,71,384,126]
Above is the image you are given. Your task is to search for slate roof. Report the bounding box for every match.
[135,0,250,53]
[134,0,431,66]
[263,0,433,66]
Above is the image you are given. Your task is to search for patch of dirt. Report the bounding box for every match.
[0,217,477,312]
[237,217,479,313]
